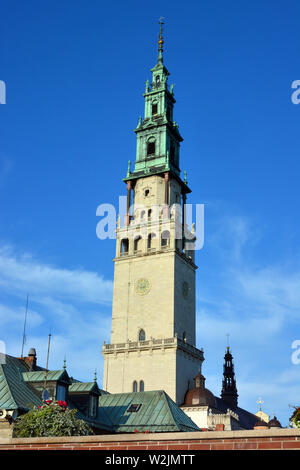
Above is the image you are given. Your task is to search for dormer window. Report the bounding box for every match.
[89,395,98,418]
[56,383,66,401]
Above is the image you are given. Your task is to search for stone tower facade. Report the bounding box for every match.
[102,24,204,405]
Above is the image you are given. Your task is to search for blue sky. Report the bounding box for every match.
[1,0,300,426]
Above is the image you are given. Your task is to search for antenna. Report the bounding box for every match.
[21,294,29,357]
[42,333,52,400]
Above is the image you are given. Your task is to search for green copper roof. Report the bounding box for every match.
[98,390,200,433]
[69,382,99,394]
[22,369,70,383]
[0,354,41,411]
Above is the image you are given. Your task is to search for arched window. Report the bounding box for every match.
[155,75,160,87]
[139,380,144,392]
[147,233,156,250]
[166,106,171,121]
[152,101,158,115]
[133,381,138,393]
[141,210,145,219]
[139,329,146,341]
[134,236,142,252]
[147,138,155,157]
[120,238,129,255]
[148,209,152,220]
[161,230,170,248]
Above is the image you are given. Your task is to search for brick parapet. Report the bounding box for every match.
[1,428,300,450]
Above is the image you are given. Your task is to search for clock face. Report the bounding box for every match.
[136,278,151,295]
[182,281,189,299]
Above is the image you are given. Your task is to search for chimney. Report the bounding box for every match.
[24,348,37,371]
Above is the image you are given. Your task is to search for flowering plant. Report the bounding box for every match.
[290,407,300,428]
[13,400,93,437]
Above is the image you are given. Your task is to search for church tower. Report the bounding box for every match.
[221,347,238,409]
[102,23,204,405]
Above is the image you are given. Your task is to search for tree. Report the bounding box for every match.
[13,400,93,437]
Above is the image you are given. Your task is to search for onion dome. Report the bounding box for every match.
[183,373,216,408]
[268,416,282,428]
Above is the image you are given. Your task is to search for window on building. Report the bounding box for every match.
[139,380,144,392]
[155,75,160,87]
[144,189,150,197]
[141,210,145,219]
[152,102,158,115]
[139,329,146,341]
[166,106,171,121]
[127,403,141,412]
[170,143,175,162]
[161,230,170,247]
[134,236,142,252]
[121,238,129,255]
[147,233,156,250]
[148,209,152,220]
[89,395,98,418]
[133,381,138,393]
[147,140,155,156]
[56,384,66,401]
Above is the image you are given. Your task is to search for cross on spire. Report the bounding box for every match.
[257,397,264,411]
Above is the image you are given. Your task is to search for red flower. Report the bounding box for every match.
[45,399,52,404]
[134,429,138,433]
[145,430,149,434]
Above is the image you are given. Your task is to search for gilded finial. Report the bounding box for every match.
[94,369,97,383]
[63,355,66,370]
[158,17,165,64]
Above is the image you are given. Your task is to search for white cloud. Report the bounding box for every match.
[0,244,113,304]
[0,243,113,384]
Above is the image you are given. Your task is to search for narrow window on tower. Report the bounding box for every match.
[147,139,155,157]
[152,101,158,116]
[133,381,138,393]
[161,230,170,248]
[138,329,146,341]
[170,143,175,162]
[155,75,160,87]
[147,233,156,250]
[139,380,144,392]
[166,106,171,121]
[120,238,129,256]
[134,236,142,252]
[148,209,152,220]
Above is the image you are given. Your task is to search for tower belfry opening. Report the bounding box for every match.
[102,23,204,404]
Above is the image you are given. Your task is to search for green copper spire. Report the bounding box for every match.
[123,23,189,191]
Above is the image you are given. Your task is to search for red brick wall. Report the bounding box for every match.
[1,429,300,451]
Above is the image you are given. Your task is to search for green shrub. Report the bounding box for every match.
[13,400,93,437]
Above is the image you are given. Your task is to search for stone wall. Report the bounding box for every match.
[1,428,300,450]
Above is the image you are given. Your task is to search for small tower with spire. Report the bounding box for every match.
[221,346,238,409]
